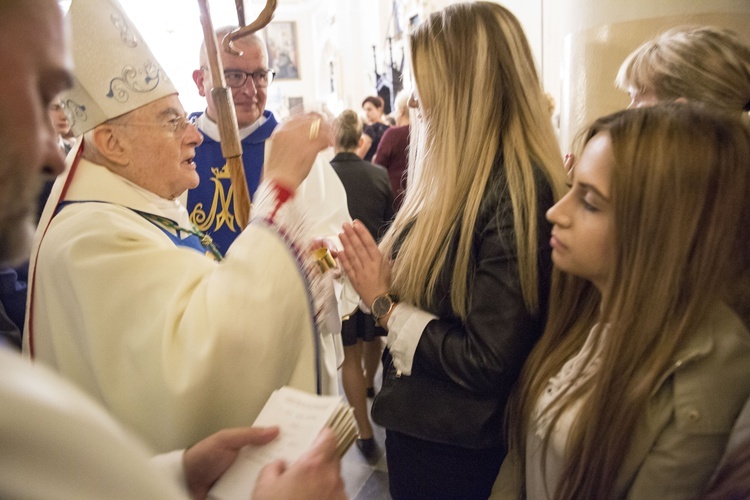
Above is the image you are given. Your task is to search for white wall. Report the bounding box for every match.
[259,0,386,117]
[118,0,749,138]
[116,0,547,122]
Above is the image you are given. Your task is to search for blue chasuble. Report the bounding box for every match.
[186,110,279,255]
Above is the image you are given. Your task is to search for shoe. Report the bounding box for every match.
[366,386,375,398]
[356,438,377,460]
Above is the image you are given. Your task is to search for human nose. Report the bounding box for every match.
[184,122,204,146]
[236,75,258,96]
[546,191,572,226]
[42,118,65,176]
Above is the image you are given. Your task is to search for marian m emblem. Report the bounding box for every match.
[189,165,239,233]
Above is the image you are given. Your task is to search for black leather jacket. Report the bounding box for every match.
[372,161,554,449]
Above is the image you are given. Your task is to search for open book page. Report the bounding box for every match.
[208,386,355,500]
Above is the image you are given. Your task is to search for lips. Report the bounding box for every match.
[234,102,258,111]
[550,233,567,251]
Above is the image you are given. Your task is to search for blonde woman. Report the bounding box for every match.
[616,25,750,112]
[338,2,566,497]
[494,104,750,499]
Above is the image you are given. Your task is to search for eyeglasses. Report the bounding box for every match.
[222,69,275,89]
[164,114,197,134]
[113,114,197,135]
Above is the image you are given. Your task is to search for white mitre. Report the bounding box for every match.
[60,0,177,136]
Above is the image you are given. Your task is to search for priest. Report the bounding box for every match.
[24,0,332,453]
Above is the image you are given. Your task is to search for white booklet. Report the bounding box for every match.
[208,386,356,500]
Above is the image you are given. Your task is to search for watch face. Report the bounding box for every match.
[372,295,393,318]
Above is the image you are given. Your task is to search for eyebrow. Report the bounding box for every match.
[224,67,268,73]
[156,107,184,119]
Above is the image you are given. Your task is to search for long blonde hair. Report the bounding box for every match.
[616,25,750,113]
[510,104,750,498]
[380,2,565,317]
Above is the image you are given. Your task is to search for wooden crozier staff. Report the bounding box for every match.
[196,0,277,229]
[235,0,245,26]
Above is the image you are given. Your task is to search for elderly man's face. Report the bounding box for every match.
[194,38,270,129]
[112,95,203,200]
[0,0,72,265]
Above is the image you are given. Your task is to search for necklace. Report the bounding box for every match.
[134,210,223,261]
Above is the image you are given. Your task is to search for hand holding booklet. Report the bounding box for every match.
[208,386,357,500]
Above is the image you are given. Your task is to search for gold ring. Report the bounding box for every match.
[309,118,321,141]
[312,247,336,273]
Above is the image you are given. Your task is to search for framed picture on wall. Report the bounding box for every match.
[287,97,304,114]
[264,21,300,80]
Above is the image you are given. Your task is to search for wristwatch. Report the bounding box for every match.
[371,294,396,324]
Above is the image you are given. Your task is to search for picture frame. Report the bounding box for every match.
[264,21,300,80]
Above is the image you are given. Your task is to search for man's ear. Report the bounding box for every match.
[91,125,129,167]
[192,69,207,97]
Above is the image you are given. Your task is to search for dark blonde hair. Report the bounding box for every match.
[510,103,750,498]
[333,109,363,152]
[616,26,750,112]
[380,2,565,317]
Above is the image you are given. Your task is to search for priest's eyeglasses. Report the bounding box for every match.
[113,114,197,135]
[163,114,197,134]
[222,69,275,89]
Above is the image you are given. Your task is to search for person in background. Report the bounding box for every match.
[330,109,393,460]
[48,96,75,155]
[338,3,566,497]
[493,104,750,499]
[358,95,389,162]
[189,28,352,395]
[0,0,344,498]
[373,89,411,211]
[189,27,351,257]
[615,25,750,113]
[37,95,74,220]
[48,97,73,154]
[563,25,750,177]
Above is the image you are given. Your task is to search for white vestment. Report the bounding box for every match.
[0,346,188,498]
[186,113,355,394]
[292,152,353,393]
[24,151,323,452]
